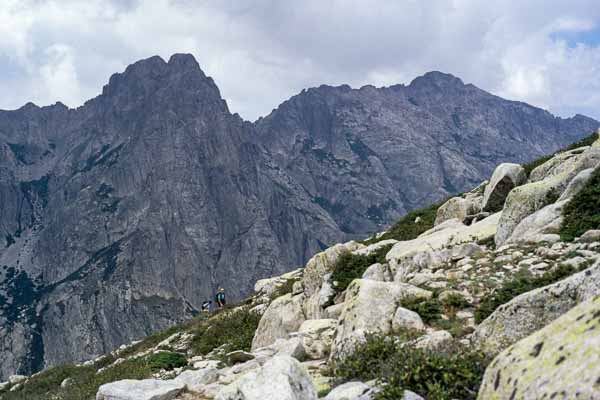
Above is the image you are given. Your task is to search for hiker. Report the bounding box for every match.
[201,300,212,317]
[216,288,226,309]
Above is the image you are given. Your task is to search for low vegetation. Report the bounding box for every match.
[1,305,261,400]
[560,166,600,241]
[190,307,261,356]
[330,244,393,293]
[364,201,443,245]
[474,264,582,323]
[147,351,187,372]
[334,334,489,400]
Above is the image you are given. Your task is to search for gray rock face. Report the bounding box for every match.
[255,72,598,236]
[481,163,526,212]
[0,55,340,379]
[0,56,597,379]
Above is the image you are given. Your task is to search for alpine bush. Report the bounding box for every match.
[147,351,187,371]
[475,264,579,323]
[330,244,393,293]
[560,166,600,241]
[334,334,489,400]
[190,307,261,355]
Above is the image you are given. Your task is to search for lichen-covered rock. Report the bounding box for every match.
[174,366,220,392]
[387,214,500,281]
[392,307,425,333]
[361,263,391,282]
[301,241,365,320]
[323,381,371,400]
[302,241,365,297]
[252,293,306,351]
[482,163,527,212]
[477,296,600,400]
[434,195,482,226]
[579,229,600,242]
[254,269,303,299]
[557,167,595,202]
[506,200,566,244]
[496,146,600,245]
[96,379,185,400]
[215,355,317,400]
[330,280,431,360]
[473,261,600,355]
[353,240,398,257]
[298,319,337,360]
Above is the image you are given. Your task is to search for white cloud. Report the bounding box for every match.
[0,0,599,121]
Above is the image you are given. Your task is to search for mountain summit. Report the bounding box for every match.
[0,54,597,379]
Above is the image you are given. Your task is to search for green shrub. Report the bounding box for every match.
[400,296,442,324]
[190,307,261,356]
[364,202,442,245]
[334,334,489,400]
[560,166,600,241]
[440,293,469,314]
[330,244,393,293]
[147,351,187,371]
[475,264,579,323]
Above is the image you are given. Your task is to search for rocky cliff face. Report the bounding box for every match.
[255,72,597,236]
[0,54,341,379]
[0,55,597,380]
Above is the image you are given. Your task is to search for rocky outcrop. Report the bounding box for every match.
[496,145,600,245]
[477,295,600,400]
[473,260,600,355]
[298,319,337,360]
[434,195,482,225]
[481,163,526,212]
[251,293,306,351]
[215,356,318,400]
[330,279,431,360]
[96,379,185,400]
[386,214,499,281]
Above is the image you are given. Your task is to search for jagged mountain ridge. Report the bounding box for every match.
[0,53,597,379]
[255,71,597,235]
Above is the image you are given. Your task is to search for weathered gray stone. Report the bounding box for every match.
[391,307,425,333]
[557,167,595,202]
[252,294,306,351]
[434,195,482,226]
[96,379,185,400]
[413,330,452,350]
[174,367,220,392]
[361,263,391,281]
[473,260,600,355]
[578,229,600,242]
[298,319,337,360]
[324,381,370,400]
[330,280,431,360]
[226,350,255,364]
[482,163,527,212]
[477,296,600,400]
[507,200,566,244]
[216,356,317,400]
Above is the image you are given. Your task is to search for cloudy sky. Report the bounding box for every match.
[1,0,600,121]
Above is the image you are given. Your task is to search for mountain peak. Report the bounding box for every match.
[409,71,465,88]
[168,53,203,75]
